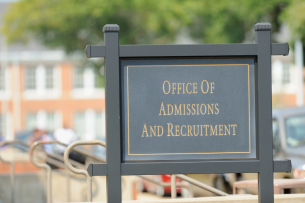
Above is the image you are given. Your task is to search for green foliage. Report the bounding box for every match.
[188,0,289,43]
[1,0,301,52]
[281,0,305,43]
[2,0,193,52]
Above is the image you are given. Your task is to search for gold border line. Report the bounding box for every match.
[127,64,252,155]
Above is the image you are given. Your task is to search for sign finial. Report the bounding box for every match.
[103,24,120,32]
[254,22,272,31]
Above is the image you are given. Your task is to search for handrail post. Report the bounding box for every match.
[10,162,14,203]
[66,168,71,202]
[63,140,106,202]
[0,141,16,203]
[171,174,176,199]
[29,142,52,203]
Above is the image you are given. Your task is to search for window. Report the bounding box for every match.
[0,68,5,91]
[26,113,37,130]
[282,64,290,84]
[96,111,105,140]
[285,115,305,147]
[25,68,36,90]
[74,112,85,138]
[73,67,84,89]
[45,68,54,89]
[46,112,55,132]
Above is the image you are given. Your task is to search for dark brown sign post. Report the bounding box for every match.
[86,23,291,203]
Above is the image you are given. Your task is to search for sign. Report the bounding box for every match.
[122,58,256,161]
[86,23,291,203]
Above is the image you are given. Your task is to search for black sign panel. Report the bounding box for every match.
[121,58,256,161]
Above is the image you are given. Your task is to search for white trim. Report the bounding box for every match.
[84,109,95,140]
[272,60,297,94]
[36,110,47,129]
[1,112,14,140]
[0,51,66,62]
[71,88,105,99]
[0,67,12,100]
[55,110,62,129]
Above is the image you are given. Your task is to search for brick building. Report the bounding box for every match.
[0,50,106,141]
[0,3,105,142]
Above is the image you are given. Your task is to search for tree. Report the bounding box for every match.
[281,0,305,43]
[1,0,294,53]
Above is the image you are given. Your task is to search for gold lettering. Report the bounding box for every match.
[210,82,214,93]
[182,83,185,94]
[200,104,207,115]
[208,104,214,114]
[167,104,173,115]
[196,104,199,115]
[192,104,196,115]
[172,83,176,94]
[210,125,217,135]
[142,123,148,137]
[157,126,163,136]
[215,103,219,115]
[193,83,197,93]
[183,104,186,115]
[200,125,204,136]
[177,83,181,94]
[204,125,209,136]
[181,125,186,136]
[231,124,237,135]
[201,80,209,93]
[219,125,223,135]
[159,102,166,115]
[187,125,193,136]
[187,104,191,115]
[150,126,156,137]
[224,125,230,135]
[163,80,170,94]
[186,83,192,94]
[175,125,180,136]
[167,123,174,136]
[174,104,182,115]
[193,125,199,136]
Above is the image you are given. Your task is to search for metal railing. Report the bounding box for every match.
[0,140,32,203]
[0,139,104,203]
[173,174,229,197]
[29,140,105,203]
[63,140,106,202]
[29,141,54,203]
[63,140,228,201]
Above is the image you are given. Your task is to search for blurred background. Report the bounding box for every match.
[0,0,305,202]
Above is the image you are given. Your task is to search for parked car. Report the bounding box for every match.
[272,107,305,171]
[228,107,305,194]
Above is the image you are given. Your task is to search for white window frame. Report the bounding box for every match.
[71,66,104,99]
[23,65,61,100]
[26,110,62,131]
[272,60,296,94]
[73,109,105,140]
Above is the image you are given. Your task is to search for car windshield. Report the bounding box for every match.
[285,115,305,147]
